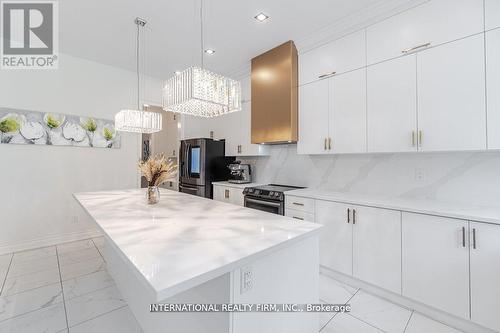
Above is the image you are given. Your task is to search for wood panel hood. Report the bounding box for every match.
[251,41,298,144]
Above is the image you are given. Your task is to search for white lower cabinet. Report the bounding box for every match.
[315,200,353,276]
[285,208,314,223]
[352,206,401,293]
[402,212,470,319]
[470,222,500,332]
[213,185,244,206]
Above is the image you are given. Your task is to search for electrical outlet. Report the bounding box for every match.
[240,266,253,294]
[414,168,425,181]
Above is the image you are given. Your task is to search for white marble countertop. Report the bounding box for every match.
[211,181,264,189]
[286,189,500,224]
[74,189,321,301]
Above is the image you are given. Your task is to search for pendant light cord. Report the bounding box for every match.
[136,22,141,111]
[200,0,204,68]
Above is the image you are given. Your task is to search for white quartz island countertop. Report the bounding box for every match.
[74,189,321,301]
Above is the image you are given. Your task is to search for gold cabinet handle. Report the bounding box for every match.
[328,137,332,150]
[352,209,356,224]
[418,131,423,147]
[324,138,327,150]
[412,131,416,147]
[347,208,350,224]
[292,216,304,221]
[318,71,336,79]
[402,42,431,54]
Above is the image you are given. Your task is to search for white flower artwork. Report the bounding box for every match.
[0,107,121,149]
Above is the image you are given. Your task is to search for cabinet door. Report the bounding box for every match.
[299,30,366,85]
[240,101,269,156]
[220,110,242,157]
[352,206,401,293]
[402,213,469,318]
[417,35,486,151]
[486,29,500,149]
[485,0,500,31]
[213,186,227,203]
[315,200,352,275]
[470,222,500,332]
[367,55,417,152]
[367,0,484,65]
[329,69,367,153]
[229,187,244,206]
[297,80,330,155]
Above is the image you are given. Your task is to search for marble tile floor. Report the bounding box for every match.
[0,238,464,333]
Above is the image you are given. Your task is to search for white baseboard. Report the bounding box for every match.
[0,229,103,255]
[320,267,497,333]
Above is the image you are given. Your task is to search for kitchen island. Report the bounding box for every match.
[74,189,321,333]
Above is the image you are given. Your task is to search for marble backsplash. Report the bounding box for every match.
[239,145,500,207]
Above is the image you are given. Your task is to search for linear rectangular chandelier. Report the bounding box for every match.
[162,67,241,118]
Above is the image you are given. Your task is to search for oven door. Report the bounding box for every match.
[244,196,284,215]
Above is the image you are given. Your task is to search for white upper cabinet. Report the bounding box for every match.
[486,29,500,149]
[299,30,366,86]
[485,0,500,30]
[367,55,417,152]
[298,79,330,154]
[352,206,401,293]
[366,0,484,65]
[402,213,470,319]
[329,69,367,153]
[470,222,500,332]
[417,35,486,151]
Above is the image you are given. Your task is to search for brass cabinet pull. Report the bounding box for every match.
[418,131,423,147]
[462,227,466,248]
[412,131,416,147]
[318,71,336,79]
[324,138,327,150]
[472,228,477,249]
[224,189,230,199]
[402,42,431,54]
[293,216,304,221]
[352,209,356,224]
[328,137,332,150]
[347,208,350,223]
[292,202,304,206]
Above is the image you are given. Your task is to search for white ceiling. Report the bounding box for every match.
[59,0,416,79]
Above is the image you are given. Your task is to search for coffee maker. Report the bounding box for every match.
[228,162,252,184]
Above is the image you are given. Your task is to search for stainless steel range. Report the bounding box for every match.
[243,184,304,215]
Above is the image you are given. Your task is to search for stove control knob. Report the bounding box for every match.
[255,190,260,195]
[269,191,274,196]
[275,192,280,197]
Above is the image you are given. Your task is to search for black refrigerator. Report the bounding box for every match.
[179,138,234,199]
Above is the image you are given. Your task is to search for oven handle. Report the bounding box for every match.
[245,197,282,208]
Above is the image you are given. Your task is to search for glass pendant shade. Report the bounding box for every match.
[115,109,162,134]
[162,67,241,118]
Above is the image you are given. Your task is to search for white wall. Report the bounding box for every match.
[0,53,162,254]
[240,146,500,207]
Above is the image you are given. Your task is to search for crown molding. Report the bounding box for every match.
[227,0,429,79]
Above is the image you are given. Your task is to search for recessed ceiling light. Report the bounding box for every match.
[204,49,215,55]
[254,12,269,22]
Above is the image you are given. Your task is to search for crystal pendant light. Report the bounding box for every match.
[115,18,162,133]
[162,0,241,118]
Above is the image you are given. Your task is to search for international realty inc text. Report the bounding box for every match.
[150,303,351,313]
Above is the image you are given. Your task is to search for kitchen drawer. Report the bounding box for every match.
[285,196,315,214]
[285,208,315,222]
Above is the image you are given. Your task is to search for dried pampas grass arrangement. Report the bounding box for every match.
[138,154,178,187]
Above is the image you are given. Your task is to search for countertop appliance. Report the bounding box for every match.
[179,138,235,199]
[251,41,298,144]
[243,184,304,215]
[228,162,252,184]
